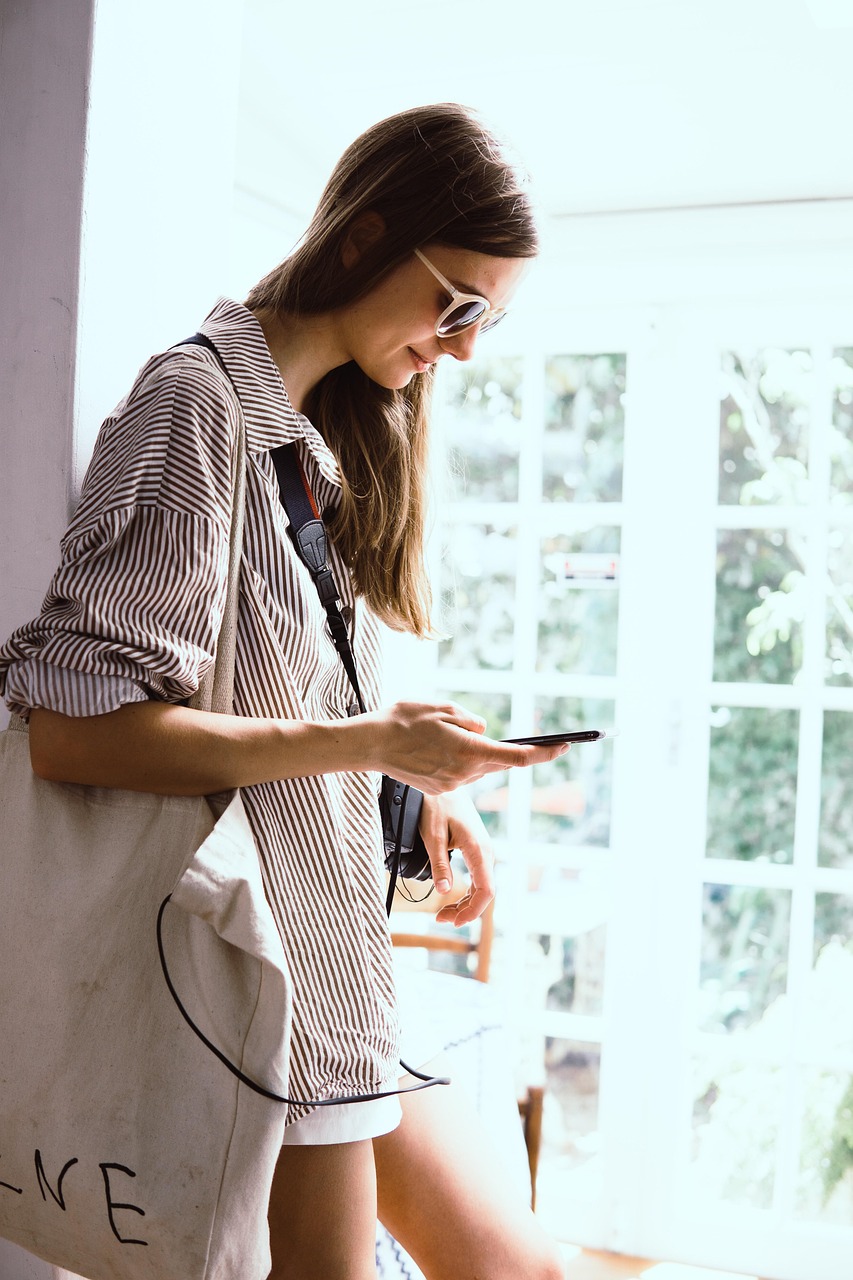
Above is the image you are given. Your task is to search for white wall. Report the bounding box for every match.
[0,1,242,1276]
[73,0,244,488]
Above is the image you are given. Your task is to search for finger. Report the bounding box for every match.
[435,840,494,927]
[441,702,487,735]
[474,738,570,774]
[435,883,493,928]
[448,834,494,900]
[418,802,454,896]
[429,850,453,897]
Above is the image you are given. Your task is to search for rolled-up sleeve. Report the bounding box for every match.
[0,354,237,719]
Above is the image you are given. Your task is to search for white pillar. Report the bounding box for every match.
[0,0,95,727]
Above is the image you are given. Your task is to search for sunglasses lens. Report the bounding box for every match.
[437,300,487,336]
[479,310,506,333]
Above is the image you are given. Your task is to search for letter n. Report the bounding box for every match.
[35,1150,79,1209]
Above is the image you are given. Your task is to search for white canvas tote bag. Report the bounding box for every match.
[0,362,292,1280]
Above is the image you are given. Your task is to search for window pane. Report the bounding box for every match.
[826,528,853,686]
[820,713,853,870]
[438,523,517,670]
[797,1070,853,1225]
[435,356,522,502]
[814,893,853,968]
[707,706,798,864]
[538,528,620,676]
[718,348,811,506]
[714,528,804,684]
[798,917,853,1222]
[699,884,791,1034]
[535,1037,603,1231]
[529,697,615,847]
[690,1052,783,1210]
[543,354,625,503]
[526,866,608,1017]
[830,347,853,509]
[435,689,512,838]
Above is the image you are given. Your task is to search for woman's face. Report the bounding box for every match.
[336,245,529,390]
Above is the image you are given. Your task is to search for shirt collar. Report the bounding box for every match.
[197,297,342,488]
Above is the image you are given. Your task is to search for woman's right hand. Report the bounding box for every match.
[359,700,569,795]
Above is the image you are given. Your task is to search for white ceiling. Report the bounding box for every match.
[236,0,853,227]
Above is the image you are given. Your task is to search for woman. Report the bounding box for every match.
[0,104,565,1279]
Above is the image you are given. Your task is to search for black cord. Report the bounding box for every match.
[157,896,449,1106]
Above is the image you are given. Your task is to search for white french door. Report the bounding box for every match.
[405,263,853,1280]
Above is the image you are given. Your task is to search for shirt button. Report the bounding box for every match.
[347,701,361,718]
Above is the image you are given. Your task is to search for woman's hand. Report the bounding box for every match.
[418,790,495,928]
[362,700,568,796]
[25,698,568,800]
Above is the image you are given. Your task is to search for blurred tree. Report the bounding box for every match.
[544,354,625,503]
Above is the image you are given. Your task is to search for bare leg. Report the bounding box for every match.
[268,1139,378,1280]
[374,1077,564,1280]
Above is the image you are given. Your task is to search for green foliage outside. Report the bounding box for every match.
[692,942,853,1220]
[437,357,523,502]
[703,348,853,1220]
[543,354,625,503]
[707,707,798,864]
[715,348,853,686]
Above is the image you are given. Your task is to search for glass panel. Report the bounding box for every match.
[438,523,517,670]
[826,527,853,686]
[526,866,608,1017]
[714,528,804,684]
[804,896,853,1060]
[543,354,625,503]
[699,884,791,1034]
[690,1052,783,1210]
[718,348,811,506]
[537,527,620,676]
[797,1069,853,1224]
[434,689,512,839]
[535,1037,603,1230]
[814,893,853,968]
[529,697,615,847]
[798,910,853,1221]
[706,706,798,864]
[820,713,853,870]
[830,347,853,509]
[435,356,523,502]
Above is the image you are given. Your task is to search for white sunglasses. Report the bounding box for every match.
[414,248,507,338]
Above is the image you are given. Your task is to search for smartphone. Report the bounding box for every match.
[502,729,612,746]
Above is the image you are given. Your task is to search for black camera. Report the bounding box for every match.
[379,776,432,881]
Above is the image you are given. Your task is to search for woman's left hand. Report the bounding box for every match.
[417,791,494,928]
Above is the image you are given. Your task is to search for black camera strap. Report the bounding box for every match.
[181,336,428,899]
[269,443,410,911]
[270,443,367,716]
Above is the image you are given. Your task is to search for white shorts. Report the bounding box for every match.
[281,1081,402,1146]
[280,965,453,1146]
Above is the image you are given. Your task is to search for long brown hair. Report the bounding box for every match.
[245,103,538,635]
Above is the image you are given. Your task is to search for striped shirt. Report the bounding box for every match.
[0,298,402,1135]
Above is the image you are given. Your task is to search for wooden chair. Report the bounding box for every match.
[389,888,544,1208]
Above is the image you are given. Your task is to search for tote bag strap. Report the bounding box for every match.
[3,336,245,732]
[178,334,247,717]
